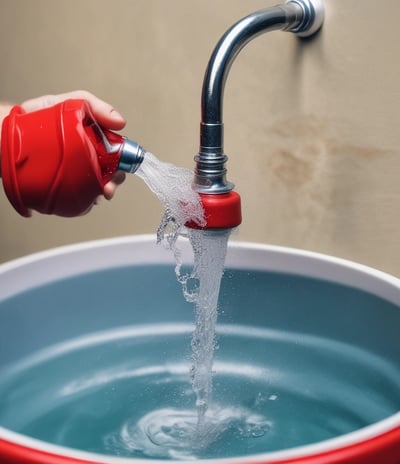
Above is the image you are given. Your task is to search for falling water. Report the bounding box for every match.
[182,228,231,430]
[136,152,231,433]
[135,153,273,459]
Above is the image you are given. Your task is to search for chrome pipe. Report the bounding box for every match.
[193,0,324,194]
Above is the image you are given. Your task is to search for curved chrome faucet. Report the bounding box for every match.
[191,0,324,229]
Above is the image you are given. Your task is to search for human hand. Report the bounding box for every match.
[20,90,127,200]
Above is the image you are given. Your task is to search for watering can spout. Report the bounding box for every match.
[118,138,146,174]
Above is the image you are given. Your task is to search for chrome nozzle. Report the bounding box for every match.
[118,138,146,173]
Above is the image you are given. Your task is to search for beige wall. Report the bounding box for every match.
[0,0,399,275]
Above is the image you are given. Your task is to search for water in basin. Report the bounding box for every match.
[0,267,399,460]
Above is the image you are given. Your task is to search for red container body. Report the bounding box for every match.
[1,99,124,217]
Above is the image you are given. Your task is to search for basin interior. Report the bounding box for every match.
[0,257,399,460]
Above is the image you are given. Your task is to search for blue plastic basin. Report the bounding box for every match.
[0,235,398,464]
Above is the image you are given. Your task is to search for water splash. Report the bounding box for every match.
[104,406,271,460]
[136,152,205,272]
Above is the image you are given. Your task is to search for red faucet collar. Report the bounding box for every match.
[187,191,242,229]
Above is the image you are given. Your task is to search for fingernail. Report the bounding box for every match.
[110,109,125,121]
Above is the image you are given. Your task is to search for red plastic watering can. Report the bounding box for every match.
[0,99,144,217]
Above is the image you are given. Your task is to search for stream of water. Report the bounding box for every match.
[137,153,232,442]
[182,229,231,429]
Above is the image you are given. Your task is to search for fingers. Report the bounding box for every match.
[80,170,126,214]
[21,90,126,130]
[103,171,126,200]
